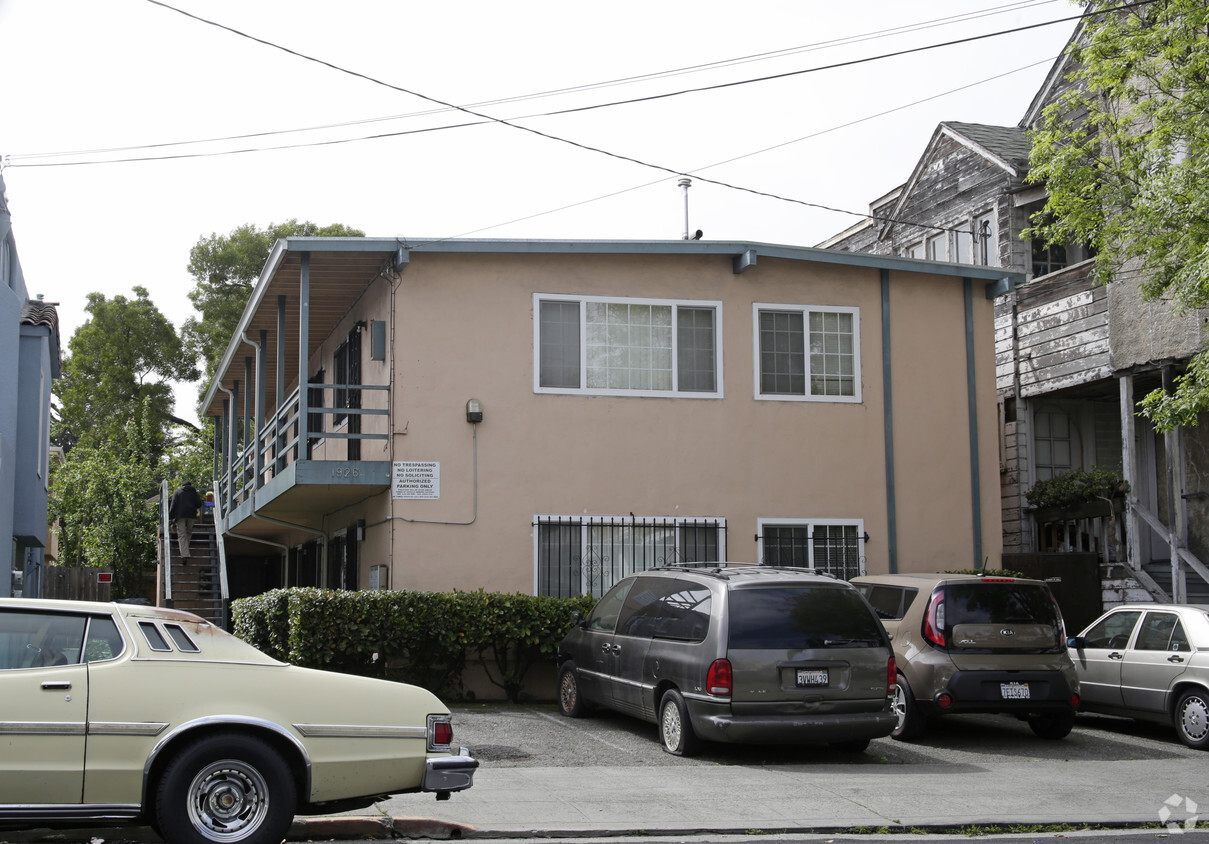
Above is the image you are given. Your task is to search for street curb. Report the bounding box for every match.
[291,816,476,840]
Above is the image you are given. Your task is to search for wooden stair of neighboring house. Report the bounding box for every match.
[169,521,224,626]
[1100,560,1157,608]
[1142,559,1209,604]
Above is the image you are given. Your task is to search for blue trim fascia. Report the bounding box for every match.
[881,269,898,574]
[964,279,984,569]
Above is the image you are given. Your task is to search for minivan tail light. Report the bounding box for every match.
[923,589,946,648]
[887,656,897,693]
[707,658,732,697]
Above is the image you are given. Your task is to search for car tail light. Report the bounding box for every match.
[1070,693,1080,708]
[923,589,946,648]
[936,692,954,709]
[887,656,897,693]
[427,714,454,751]
[707,658,732,697]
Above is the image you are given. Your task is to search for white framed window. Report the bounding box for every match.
[534,515,726,598]
[926,233,948,262]
[753,304,860,402]
[535,294,722,398]
[954,228,973,264]
[757,518,866,580]
[907,241,925,260]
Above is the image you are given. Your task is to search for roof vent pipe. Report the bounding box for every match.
[678,178,691,240]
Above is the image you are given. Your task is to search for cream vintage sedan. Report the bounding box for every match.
[0,598,476,844]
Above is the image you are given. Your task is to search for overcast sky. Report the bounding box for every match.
[0,0,1080,419]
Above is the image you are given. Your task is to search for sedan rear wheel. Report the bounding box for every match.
[1175,689,1209,750]
[658,689,700,756]
[156,733,296,844]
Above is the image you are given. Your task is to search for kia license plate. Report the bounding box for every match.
[796,668,829,687]
[1000,682,1030,700]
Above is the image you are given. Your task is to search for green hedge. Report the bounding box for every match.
[231,588,595,702]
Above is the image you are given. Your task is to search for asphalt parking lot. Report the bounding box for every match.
[451,700,1206,769]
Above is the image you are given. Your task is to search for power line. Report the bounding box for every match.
[6,0,1063,163]
[8,0,1087,170]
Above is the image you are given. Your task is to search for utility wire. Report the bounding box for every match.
[6,0,1062,163]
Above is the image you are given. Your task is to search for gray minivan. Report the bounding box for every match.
[556,566,898,755]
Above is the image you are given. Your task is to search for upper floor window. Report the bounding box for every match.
[754,304,860,402]
[975,211,998,266]
[926,233,948,262]
[535,295,721,397]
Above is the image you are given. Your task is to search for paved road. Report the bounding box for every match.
[363,704,1209,836]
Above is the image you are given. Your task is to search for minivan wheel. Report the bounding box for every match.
[891,672,925,741]
[1028,710,1076,740]
[658,690,700,756]
[557,662,589,718]
[1174,690,1209,750]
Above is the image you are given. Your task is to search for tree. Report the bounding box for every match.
[184,220,364,379]
[54,287,199,453]
[1026,0,1209,430]
[50,400,163,598]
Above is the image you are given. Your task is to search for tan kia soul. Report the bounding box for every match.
[851,572,1080,741]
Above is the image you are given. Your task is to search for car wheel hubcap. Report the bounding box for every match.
[892,684,908,729]
[188,759,269,841]
[662,703,681,750]
[560,674,577,711]
[1181,696,1209,741]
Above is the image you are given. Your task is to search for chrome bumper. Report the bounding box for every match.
[422,747,478,797]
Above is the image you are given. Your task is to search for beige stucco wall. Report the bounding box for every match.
[321,250,1005,594]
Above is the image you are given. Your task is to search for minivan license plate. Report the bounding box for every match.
[797,669,829,687]
[1001,682,1030,700]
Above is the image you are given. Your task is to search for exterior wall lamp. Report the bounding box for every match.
[466,399,483,424]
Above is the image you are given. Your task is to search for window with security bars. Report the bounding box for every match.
[536,295,720,396]
[755,305,859,402]
[535,516,725,598]
[760,521,864,580]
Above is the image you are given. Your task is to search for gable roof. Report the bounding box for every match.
[941,122,1032,173]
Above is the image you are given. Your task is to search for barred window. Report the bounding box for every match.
[758,519,864,581]
[535,516,726,598]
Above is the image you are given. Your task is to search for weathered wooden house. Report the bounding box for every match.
[822,24,1209,608]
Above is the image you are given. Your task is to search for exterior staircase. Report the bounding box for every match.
[167,518,225,627]
[1141,559,1209,604]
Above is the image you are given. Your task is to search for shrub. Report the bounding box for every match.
[1025,467,1127,511]
[231,587,595,702]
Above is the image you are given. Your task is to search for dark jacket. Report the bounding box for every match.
[169,483,204,520]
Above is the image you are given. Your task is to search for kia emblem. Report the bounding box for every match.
[1000,628,1016,636]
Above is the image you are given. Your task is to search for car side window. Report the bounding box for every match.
[651,581,712,642]
[1135,612,1185,652]
[83,616,125,662]
[586,580,633,633]
[0,611,87,669]
[1082,610,1142,649]
[616,579,670,639]
[865,585,911,620]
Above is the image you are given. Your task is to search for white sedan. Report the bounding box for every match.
[1067,602,1209,749]
[0,598,476,844]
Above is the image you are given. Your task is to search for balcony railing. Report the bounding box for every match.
[218,382,389,510]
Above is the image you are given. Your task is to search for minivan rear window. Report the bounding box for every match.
[728,586,886,649]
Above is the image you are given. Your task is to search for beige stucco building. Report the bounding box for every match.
[195,238,1022,609]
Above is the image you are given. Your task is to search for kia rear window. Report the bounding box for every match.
[728,586,886,649]
[944,583,1060,631]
